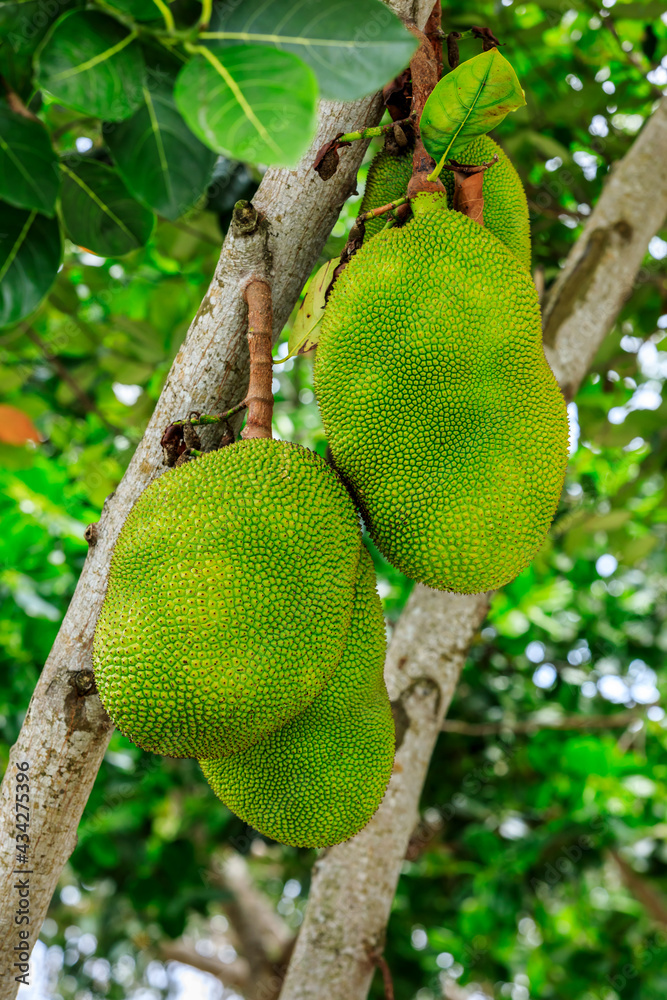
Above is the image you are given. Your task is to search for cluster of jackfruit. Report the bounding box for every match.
[94,74,569,852]
[314,137,568,594]
[93,439,394,847]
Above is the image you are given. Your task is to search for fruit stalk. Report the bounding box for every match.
[241,280,274,440]
[406,3,445,200]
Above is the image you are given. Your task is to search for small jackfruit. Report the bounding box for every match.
[200,545,394,848]
[358,148,413,239]
[314,192,568,594]
[442,134,531,270]
[93,439,363,759]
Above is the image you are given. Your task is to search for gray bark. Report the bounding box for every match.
[278,96,667,1000]
[543,98,667,400]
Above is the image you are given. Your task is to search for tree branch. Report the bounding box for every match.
[160,942,250,990]
[441,707,655,736]
[609,849,667,928]
[279,97,667,1000]
[542,98,667,400]
[0,15,414,986]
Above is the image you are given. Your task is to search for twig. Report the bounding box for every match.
[441,707,656,735]
[1,79,38,121]
[372,952,395,1000]
[337,116,415,145]
[241,280,274,440]
[23,327,122,434]
[171,403,248,428]
[158,216,222,247]
[357,196,409,225]
[160,941,250,988]
[609,849,667,927]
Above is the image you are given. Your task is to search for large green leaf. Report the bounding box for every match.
[203,0,417,101]
[0,0,77,96]
[60,159,155,256]
[0,106,59,216]
[0,203,62,329]
[36,10,145,121]
[421,49,526,162]
[175,44,318,167]
[105,76,217,220]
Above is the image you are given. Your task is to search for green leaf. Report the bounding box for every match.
[203,0,417,101]
[0,202,62,329]
[174,44,317,167]
[105,73,217,220]
[36,10,145,121]
[0,0,77,96]
[421,49,526,163]
[60,159,155,256]
[285,257,339,360]
[103,0,167,21]
[0,106,59,216]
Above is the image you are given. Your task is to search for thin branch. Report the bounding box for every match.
[23,327,122,434]
[158,215,222,247]
[441,707,655,736]
[209,852,292,961]
[374,953,395,1000]
[609,849,667,927]
[160,942,250,989]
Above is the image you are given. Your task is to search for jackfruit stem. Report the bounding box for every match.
[408,4,442,198]
[241,280,274,440]
[337,116,415,145]
[357,196,409,225]
[172,403,248,428]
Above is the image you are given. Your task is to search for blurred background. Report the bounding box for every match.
[3,1,667,998]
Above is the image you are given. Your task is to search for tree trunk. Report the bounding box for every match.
[0,3,438,991]
[278,96,667,1000]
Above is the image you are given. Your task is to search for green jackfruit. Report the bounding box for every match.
[93,439,363,759]
[358,148,413,239]
[359,137,531,268]
[201,545,394,848]
[314,192,568,594]
[442,134,531,270]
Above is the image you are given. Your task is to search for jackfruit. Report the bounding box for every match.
[358,147,413,239]
[93,439,363,759]
[442,134,531,270]
[200,545,394,848]
[359,137,530,269]
[314,192,568,594]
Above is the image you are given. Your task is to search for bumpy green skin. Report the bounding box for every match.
[93,440,362,760]
[315,193,568,595]
[359,137,531,269]
[201,546,394,848]
[443,134,531,270]
[358,148,413,239]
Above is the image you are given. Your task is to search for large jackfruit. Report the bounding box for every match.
[200,545,394,848]
[93,439,363,759]
[358,147,413,239]
[314,192,568,594]
[359,136,530,269]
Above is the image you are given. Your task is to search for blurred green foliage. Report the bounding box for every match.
[1,1,667,999]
